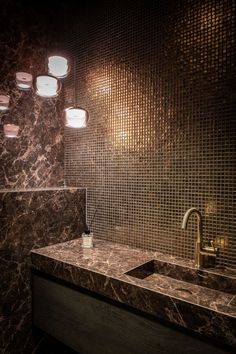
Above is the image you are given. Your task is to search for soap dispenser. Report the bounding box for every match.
[82,228,94,248]
[81,202,99,249]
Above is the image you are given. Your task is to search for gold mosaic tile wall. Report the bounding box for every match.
[64,0,236,268]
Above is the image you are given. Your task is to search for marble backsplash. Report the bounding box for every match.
[0,188,86,353]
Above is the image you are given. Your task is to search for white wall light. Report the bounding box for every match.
[0,95,10,111]
[48,55,69,79]
[3,123,19,138]
[35,74,61,98]
[65,107,89,128]
[16,72,33,90]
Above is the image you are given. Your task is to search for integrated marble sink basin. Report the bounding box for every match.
[31,238,236,349]
[125,259,236,295]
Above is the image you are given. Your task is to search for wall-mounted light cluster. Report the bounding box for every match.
[0,55,89,138]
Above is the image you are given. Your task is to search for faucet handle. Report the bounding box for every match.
[203,240,218,253]
[210,240,218,252]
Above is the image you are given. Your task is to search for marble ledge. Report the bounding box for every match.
[0,186,85,193]
[30,238,236,350]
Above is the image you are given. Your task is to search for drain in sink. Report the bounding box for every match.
[175,288,193,295]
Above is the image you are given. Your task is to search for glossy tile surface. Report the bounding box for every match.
[64,0,236,269]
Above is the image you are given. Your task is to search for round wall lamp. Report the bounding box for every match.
[3,123,19,138]
[64,107,89,128]
[0,95,10,111]
[16,72,33,90]
[48,55,70,79]
[34,74,61,98]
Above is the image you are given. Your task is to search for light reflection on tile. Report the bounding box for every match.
[65,0,236,269]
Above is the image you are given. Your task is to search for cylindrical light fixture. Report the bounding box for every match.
[0,95,10,111]
[16,72,33,90]
[35,74,61,98]
[65,107,89,128]
[3,123,19,138]
[48,55,70,79]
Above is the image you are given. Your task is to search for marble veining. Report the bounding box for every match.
[31,238,236,349]
[0,96,64,189]
[0,1,65,190]
[0,189,86,354]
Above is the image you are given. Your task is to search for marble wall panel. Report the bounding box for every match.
[0,0,69,189]
[0,2,87,353]
[0,188,86,353]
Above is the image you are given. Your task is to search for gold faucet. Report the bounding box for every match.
[182,208,218,268]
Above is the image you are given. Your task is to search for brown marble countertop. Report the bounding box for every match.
[30,238,236,349]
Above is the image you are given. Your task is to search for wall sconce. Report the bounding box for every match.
[0,95,10,111]
[3,123,19,138]
[64,55,89,129]
[65,107,89,128]
[1,54,89,138]
[16,72,33,90]
[34,74,61,98]
[48,55,70,79]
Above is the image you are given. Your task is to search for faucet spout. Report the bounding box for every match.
[182,207,218,268]
[182,207,203,244]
